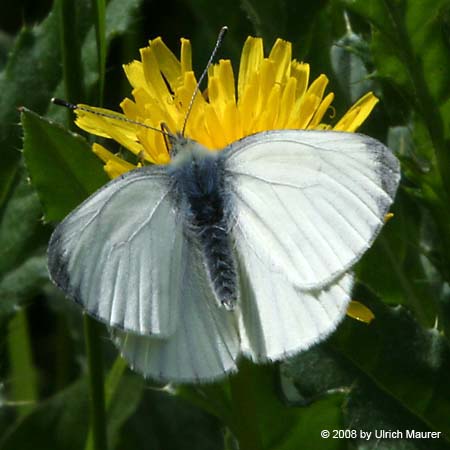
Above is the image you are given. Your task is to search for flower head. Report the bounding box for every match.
[75,36,378,179]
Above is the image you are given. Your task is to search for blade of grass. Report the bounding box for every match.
[91,0,106,105]
[58,0,85,126]
[7,309,39,417]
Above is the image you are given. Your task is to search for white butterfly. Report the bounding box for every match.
[48,129,400,383]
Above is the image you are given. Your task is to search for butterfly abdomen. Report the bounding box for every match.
[170,146,238,310]
[198,220,237,310]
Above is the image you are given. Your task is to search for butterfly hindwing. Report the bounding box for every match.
[48,166,184,337]
[237,239,354,361]
[113,237,240,383]
[223,130,400,290]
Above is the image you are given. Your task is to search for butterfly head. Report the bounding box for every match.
[168,133,212,168]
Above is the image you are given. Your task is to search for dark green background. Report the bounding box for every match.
[1,0,450,449]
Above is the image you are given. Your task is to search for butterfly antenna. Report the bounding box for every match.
[181,26,228,137]
[51,98,174,138]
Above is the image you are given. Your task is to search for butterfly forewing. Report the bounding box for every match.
[223,130,400,290]
[48,167,184,337]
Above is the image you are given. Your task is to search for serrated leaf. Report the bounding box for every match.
[0,170,48,276]
[1,0,143,207]
[0,1,94,207]
[346,381,450,450]
[285,347,449,449]
[284,285,450,444]
[21,109,109,222]
[0,11,62,205]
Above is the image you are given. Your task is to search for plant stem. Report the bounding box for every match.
[58,0,85,127]
[83,315,108,450]
[91,0,107,106]
[84,356,127,450]
[7,309,38,417]
[229,360,263,450]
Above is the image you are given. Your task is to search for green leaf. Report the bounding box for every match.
[0,1,94,206]
[0,254,48,317]
[356,191,438,326]
[0,11,62,206]
[343,0,450,196]
[0,168,49,321]
[7,310,39,418]
[177,382,234,427]
[285,344,449,449]
[0,0,143,208]
[334,289,450,440]
[179,363,345,450]
[0,373,143,450]
[105,374,144,448]
[0,379,90,450]
[0,31,13,70]
[256,366,345,450]
[344,0,450,103]
[118,387,225,450]
[285,285,450,444]
[232,364,345,450]
[345,381,450,450]
[342,0,450,335]
[330,25,375,103]
[21,108,109,222]
[0,171,47,277]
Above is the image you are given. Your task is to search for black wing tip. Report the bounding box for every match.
[47,227,71,291]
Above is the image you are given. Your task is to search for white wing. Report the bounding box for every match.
[237,238,353,361]
[224,130,400,290]
[48,167,184,337]
[113,238,240,383]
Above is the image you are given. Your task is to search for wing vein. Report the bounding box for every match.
[231,187,299,268]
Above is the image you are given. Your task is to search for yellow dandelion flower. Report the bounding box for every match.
[73,35,378,180]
